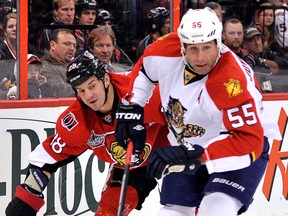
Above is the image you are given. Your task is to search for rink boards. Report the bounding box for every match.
[0,100,288,216]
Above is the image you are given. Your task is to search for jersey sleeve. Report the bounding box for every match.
[28,100,90,170]
[203,52,264,173]
[130,33,182,107]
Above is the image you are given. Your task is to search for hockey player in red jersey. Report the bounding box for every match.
[115,8,281,216]
[5,50,170,216]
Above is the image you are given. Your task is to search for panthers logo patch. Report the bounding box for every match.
[223,78,243,98]
[164,96,206,145]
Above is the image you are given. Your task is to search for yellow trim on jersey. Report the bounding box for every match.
[251,151,256,162]
[184,69,196,85]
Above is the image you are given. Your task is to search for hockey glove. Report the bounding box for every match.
[5,184,45,216]
[115,103,146,153]
[147,145,204,179]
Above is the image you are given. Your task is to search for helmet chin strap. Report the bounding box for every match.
[101,80,109,107]
[180,44,221,74]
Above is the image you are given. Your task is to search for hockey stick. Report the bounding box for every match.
[117,141,133,216]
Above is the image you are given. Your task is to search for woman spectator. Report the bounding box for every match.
[0,12,16,60]
[251,2,275,50]
[0,12,17,99]
[0,12,43,60]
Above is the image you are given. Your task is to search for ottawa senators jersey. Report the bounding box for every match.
[130,32,281,174]
[28,71,169,171]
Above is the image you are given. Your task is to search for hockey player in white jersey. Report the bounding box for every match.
[115,7,281,216]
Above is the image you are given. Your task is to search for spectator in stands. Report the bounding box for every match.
[88,26,131,72]
[27,54,54,98]
[74,0,97,55]
[38,0,75,51]
[222,18,256,68]
[0,10,16,98]
[0,0,16,42]
[205,1,223,22]
[0,59,16,99]
[96,8,113,28]
[136,7,170,60]
[243,26,288,75]
[191,0,207,9]
[0,12,44,60]
[222,19,274,92]
[96,9,134,69]
[251,2,275,50]
[0,12,16,60]
[7,54,54,99]
[40,28,76,97]
[273,0,288,58]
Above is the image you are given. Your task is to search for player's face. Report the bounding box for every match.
[75,75,109,111]
[185,40,219,75]
[222,22,243,51]
[91,34,114,63]
[79,9,96,25]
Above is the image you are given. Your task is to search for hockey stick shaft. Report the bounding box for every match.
[117,141,133,216]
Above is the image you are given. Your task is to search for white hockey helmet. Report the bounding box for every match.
[177,7,222,48]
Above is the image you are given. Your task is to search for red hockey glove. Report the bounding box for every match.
[115,103,146,154]
[147,144,204,179]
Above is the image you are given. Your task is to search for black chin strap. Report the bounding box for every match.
[102,80,109,106]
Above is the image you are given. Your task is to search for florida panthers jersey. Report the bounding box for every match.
[130,33,281,174]
[28,72,169,172]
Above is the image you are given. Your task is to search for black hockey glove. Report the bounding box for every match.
[6,197,37,216]
[147,144,204,179]
[115,103,146,153]
[5,184,44,216]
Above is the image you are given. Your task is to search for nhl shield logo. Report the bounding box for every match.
[87,130,105,149]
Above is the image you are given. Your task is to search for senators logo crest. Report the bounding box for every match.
[110,142,151,167]
[62,112,78,131]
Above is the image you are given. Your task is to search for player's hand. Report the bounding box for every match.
[5,184,44,216]
[115,103,146,153]
[147,144,204,179]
